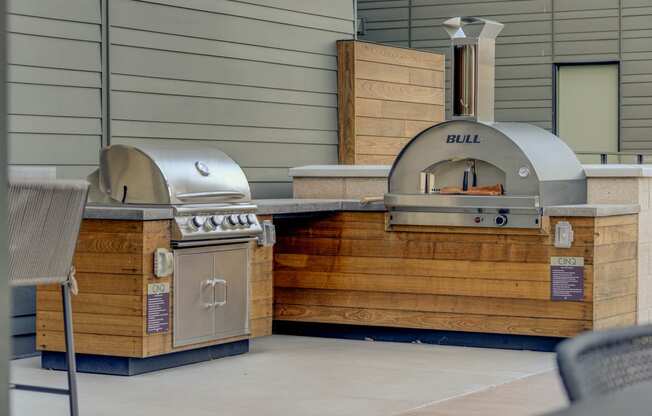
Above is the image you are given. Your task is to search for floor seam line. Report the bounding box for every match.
[390,368,557,416]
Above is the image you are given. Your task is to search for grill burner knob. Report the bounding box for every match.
[208,215,223,229]
[495,215,508,227]
[238,214,249,226]
[226,214,239,227]
[188,216,204,231]
[248,214,257,224]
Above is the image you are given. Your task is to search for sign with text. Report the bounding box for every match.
[550,256,584,301]
[147,282,170,334]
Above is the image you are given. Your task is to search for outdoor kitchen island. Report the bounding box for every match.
[268,199,639,347]
[265,15,642,348]
[36,143,276,375]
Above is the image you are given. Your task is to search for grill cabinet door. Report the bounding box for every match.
[213,244,249,339]
[173,248,216,347]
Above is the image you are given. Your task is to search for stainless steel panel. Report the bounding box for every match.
[213,245,249,339]
[98,142,251,205]
[389,211,541,229]
[173,243,249,348]
[172,237,256,249]
[173,248,215,347]
[385,193,540,210]
[444,17,503,123]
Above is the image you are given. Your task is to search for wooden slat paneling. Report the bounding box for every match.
[337,40,444,164]
[37,217,274,358]
[274,212,637,338]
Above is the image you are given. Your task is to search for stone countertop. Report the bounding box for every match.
[543,204,639,217]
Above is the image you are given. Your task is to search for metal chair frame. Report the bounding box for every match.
[10,274,79,416]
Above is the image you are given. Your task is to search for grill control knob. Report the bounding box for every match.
[209,215,223,229]
[204,215,221,231]
[495,215,508,227]
[247,214,257,224]
[188,216,204,231]
[226,214,239,227]
[238,214,248,226]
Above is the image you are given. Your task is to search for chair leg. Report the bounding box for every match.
[62,284,79,416]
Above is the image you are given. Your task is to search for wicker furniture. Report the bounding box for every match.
[8,180,88,416]
[557,324,652,402]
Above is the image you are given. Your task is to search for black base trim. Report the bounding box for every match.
[41,339,249,376]
[273,321,563,352]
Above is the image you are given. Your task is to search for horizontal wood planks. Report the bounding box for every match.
[337,40,444,165]
[250,215,274,337]
[36,219,169,357]
[37,217,274,358]
[273,212,638,337]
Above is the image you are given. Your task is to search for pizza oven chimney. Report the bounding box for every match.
[443,17,504,123]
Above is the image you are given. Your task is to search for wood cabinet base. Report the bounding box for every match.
[36,217,273,358]
[273,212,637,338]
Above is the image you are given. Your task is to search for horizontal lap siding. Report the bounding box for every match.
[6,0,103,358]
[7,0,102,179]
[621,0,652,151]
[358,0,652,149]
[110,0,355,198]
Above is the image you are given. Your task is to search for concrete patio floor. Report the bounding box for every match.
[10,335,567,416]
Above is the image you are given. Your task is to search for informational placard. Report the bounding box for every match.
[147,282,170,334]
[550,256,584,301]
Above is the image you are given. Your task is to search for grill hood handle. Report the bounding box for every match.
[175,191,246,201]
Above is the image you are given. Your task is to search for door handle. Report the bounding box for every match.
[213,278,227,307]
[201,279,215,308]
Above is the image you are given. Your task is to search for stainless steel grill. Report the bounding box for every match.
[88,141,262,244]
[385,17,586,229]
[88,142,262,347]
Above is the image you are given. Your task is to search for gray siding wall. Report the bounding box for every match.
[7,0,103,179]
[6,0,103,358]
[109,0,355,197]
[5,0,354,357]
[358,0,652,150]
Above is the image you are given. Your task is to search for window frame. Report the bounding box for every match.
[552,61,621,152]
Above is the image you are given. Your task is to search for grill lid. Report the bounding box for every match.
[98,142,251,205]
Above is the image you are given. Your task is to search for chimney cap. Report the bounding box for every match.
[443,16,504,40]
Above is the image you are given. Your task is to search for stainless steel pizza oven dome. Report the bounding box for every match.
[384,17,586,229]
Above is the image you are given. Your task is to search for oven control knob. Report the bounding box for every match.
[247,214,257,225]
[238,214,249,226]
[495,215,508,227]
[188,216,204,231]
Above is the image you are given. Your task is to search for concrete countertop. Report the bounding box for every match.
[289,164,652,179]
[84,204,174,220]
[288,165,391,178]
[84,199,387,220]
[583,164,652,177]
[85,200,637,219]
[253,199,386,215]
[543,204,640,217]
